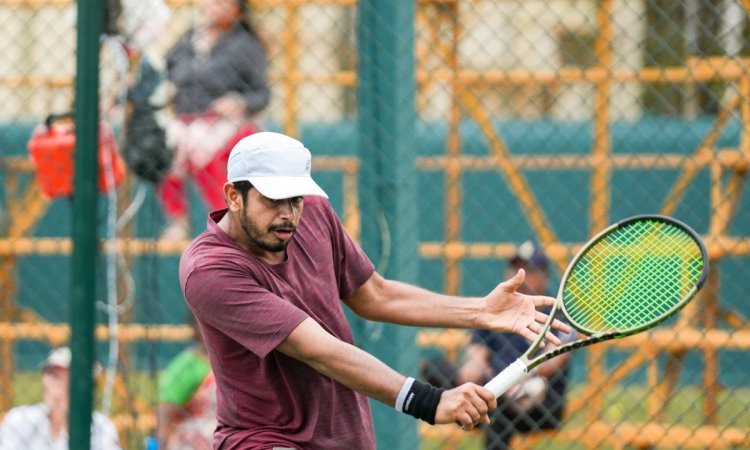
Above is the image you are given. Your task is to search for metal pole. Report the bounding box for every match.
[357,1,418,448]
[69,0,102,448]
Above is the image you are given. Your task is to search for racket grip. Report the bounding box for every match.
[483,359,528,398]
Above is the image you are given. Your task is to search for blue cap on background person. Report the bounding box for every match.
[226,132,329,200]
[509,240,550,272]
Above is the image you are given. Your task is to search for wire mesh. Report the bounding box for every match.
[0,0,749,449]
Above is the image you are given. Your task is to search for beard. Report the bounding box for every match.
[239,206,295,253]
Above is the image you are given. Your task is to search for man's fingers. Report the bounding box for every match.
[457,412,474,431]
[520,328,539,344]
[477,386,498,408]
[527,321,563,346]
[552,318,572,334]
[544,331,562,346]
[453,388,487,426]
[500,269,526,293]
[531,297,571,330]
[444,385,498,430]
[467,390,492,419]
[532,294,556,307]
[534,312,571,333]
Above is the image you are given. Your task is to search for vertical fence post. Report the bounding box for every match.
[357,1,418,448]
[69,0,101,448]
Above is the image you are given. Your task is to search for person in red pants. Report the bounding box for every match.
[159,0,269,240]
[159,122,259,240]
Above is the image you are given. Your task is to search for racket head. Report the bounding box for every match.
[558,214,708,336]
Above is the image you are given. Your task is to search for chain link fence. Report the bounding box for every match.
[0,0,749,449]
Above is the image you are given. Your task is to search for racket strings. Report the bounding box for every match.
[574,227,695,328]
[563,219,705,333]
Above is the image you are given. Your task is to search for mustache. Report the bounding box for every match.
[268,222,296,232]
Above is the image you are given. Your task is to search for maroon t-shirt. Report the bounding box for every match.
[179,197,376,450]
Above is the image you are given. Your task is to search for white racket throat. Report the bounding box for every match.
[484,359,527,398]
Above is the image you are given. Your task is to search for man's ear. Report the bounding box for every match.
[224,182,243,212]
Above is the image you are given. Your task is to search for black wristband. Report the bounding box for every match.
[401,379,444,425]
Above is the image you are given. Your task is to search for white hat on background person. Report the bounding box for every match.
[42,346,104,375]
[227,132,328,200]
[42,346,71,370]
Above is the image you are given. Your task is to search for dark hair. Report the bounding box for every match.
[233,180,253,202]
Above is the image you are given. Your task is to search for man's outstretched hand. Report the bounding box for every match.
[479,269,571,344]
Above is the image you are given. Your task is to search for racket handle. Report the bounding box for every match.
[483,359,528,398]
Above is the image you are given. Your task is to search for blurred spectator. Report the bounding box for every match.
[156,315,215,450]
[0,346,121,450]
[159,0,270,240]
[457,241,574,450]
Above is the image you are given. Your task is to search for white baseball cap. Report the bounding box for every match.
[43,346,71,370]
[227,132,328,200]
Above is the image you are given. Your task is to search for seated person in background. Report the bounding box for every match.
[157,315,216,450]
[0,346,121,450]
[158,0,270,240]
[457,241,575,450]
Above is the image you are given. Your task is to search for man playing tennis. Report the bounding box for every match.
[179,131,569,450]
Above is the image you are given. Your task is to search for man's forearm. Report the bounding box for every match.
[346,274,483,328]
[277,318,406,407]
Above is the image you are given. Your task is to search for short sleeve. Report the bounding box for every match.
[184,263,309,358]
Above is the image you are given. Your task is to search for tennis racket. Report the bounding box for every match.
[484,214,709,398]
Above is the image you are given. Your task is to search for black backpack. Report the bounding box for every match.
[122,54,172,183]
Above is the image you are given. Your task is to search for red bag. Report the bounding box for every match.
[27,113,126,198]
